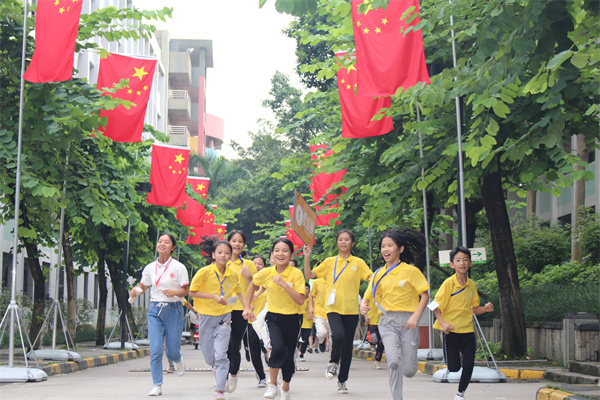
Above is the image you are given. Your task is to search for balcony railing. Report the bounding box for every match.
[168,89,190,100]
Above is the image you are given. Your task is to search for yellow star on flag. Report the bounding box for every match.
[346,84,351,90]
[381,17,388,25]
[197,183,205,191]
[217,227,223,233]
[127,89,132,94]
[356,21,362,27]
[143,85,148,90]
[132,66,149,81]
[59,7,65,13]
[341,78,346,84]
[363,27,370,34]
[375,27,382,33]
[136,90,141,95]
[174,154,185,164]
[54,0,59,5]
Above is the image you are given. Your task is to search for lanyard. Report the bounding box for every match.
[332,256,349,285]
[451,282,467,297]
[371,261,401,299]
[154,257,173,287]
[215,270,227,297]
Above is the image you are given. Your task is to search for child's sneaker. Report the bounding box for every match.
[455,392,465,400]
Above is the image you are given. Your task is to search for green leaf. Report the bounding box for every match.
[570,52,589,69]
[492,99,510,118]
[546,50,572,70]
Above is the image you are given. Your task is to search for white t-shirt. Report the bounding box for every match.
[141,257,189,303]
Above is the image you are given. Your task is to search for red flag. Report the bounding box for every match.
[176,177,210,227]
[212,224,227,240]
[336,52,393,139]
[23,0,82,83]
[185,205,218,244]
[146,144,190,208]
[352,0,430,96]
[310,145,345,226]
[97,53,157,142]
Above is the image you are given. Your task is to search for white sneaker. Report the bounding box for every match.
[337,381,348,394]
[281,386,292,400]
[225,375,238,393]
[263,383,278,399]
[257,378,267,388]
[374,361,382,370]
[175,356,185,376]
[455,392,465,400]
[298,354,305,362]
[148,385,162,396]
[166,361,176,373]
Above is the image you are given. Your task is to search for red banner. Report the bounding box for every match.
[177,177,210,227]
[146,144,189,208]
[97,53,157,142]
[352,0,430,96]
[23,0,83,83]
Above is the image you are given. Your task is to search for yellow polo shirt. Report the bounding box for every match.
[311,277,328,319]
[313,255,372,315]
[190,264,241,316]
[227,257,257,311]
[432,274,480,333]
[365,262,429,312]
[253,265,305,315]
[366,298,381,325]
[300,297,314,329]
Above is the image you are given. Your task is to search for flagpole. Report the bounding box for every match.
[6,0,30,369]
[416,102,434,357]
[450,1,467,246]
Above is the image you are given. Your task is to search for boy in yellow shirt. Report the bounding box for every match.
[428,246,494,400]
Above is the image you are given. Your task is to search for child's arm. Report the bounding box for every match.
[405,291,429,330]
[308,291,315,320]
[273,274,305,305]
[473,302,494,315]
[359,298,371,316]
[189,290,227,305]
[243,281,258,322]
[183,300,199,315]
[432,306,455,334]
[303,245,317,280]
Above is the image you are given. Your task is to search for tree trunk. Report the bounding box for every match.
[95,244,107,346]
[465,198,484,248]
[572,134,587,262]
[106,259,138,336]
[24,241,47,350]
[62,217,77,343]
[526,190,536,220]
[479,156,527,357]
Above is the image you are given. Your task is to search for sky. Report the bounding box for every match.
[134,0,300,158]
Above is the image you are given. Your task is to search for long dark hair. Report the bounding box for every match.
[199,235,233,264]
[379,228,425,265]
[271,238,294,254]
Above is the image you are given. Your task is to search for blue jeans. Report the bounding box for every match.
[148,302,184,386]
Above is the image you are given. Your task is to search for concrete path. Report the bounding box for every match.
[0,342,549,400]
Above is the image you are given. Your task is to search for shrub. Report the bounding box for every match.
[574,206,600,265]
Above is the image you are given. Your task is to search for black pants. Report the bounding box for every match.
[444,332,476,393]
[367,324,384,362]
[227,310,247,375]
[266,312,301,383]
[298,327,312,354]
[327,312,358,383]
[247,323,266,380]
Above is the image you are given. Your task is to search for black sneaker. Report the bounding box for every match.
[307,348,313,354]
[319,342,327,352]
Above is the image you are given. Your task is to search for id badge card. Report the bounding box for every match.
[327,289,336,306]
[375,301,387,316]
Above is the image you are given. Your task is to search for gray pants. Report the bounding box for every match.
[379,312,419,400]
[197,313,231,392]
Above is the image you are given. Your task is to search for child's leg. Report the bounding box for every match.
[380,313,410,400]
[399,319,419,378]
[443,332,462,372]
[214,315,232,392]
[458,332,476,394]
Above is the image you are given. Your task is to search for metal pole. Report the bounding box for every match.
[417,103,434,355]
[120,218,131,350]
[367,227,373,269]
[450,3,467,246]
[8,0,29,368]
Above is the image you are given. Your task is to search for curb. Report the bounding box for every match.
[353,348,546,380]
[536,388,590,400]
[40,348,150,377]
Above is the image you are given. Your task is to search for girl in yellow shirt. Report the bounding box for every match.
[225,230,257,393]
[304,229,373,394]
[360,228,429,400]
[189,237,246,400]
[243,238,306,400]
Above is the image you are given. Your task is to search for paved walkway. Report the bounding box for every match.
[0,341,555,400]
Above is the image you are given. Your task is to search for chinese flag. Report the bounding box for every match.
[352,0,430,96]
[186,205,217,244]
[146,144,190,208]
[310,145,345,226]
[336,52,393,139]
[23,0,83,83]
[177,177,210,227]
[212,224,227,240]
[97,53,157,142]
